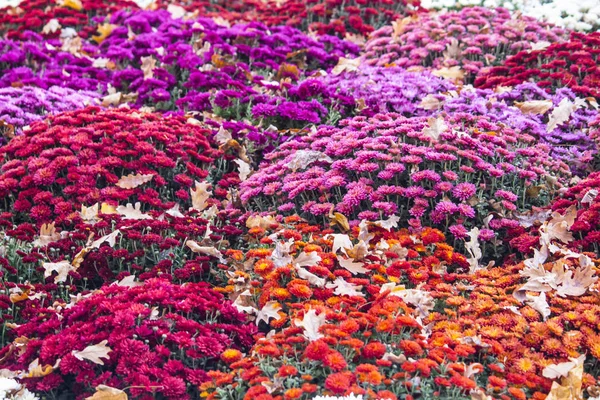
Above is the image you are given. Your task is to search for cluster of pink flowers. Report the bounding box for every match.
[241,112,570,248]
[363,6,566,81]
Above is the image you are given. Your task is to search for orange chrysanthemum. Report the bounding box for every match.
[304,339,330,361]
[323,350,348,371]
[324,372,353,394]
[362,341,386,359]
[271,287,291,301]
[220,349,243,364]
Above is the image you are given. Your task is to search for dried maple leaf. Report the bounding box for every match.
[547,98,582,132]
[33,223,61,247]
[140,56,156,80]
[43,260,74,283]
[515,100,553,115]
[326,277,364,297]
[256,301,283,326]
[23,358,54,378]
[116,203,152,220]
[294,308,326,341]
[286,150,332,172]
[419,94,444,110]
[190,181,211,212]
[92,23,116,44]
[214,126,232,145]
[432,66,465,82]
[85,385,128,400]
[234,159,251,181]
[57,0,82,11]
[186,240,226,263]
[80,203,99,223]
[293,252,321,268]
[72,340,112,365]
[545,355,585,400]
[167,4,186,19]
[42,18,61,34]
[331,57,360,76]
[327,233,353,255]
[337,256,368,275]
[421,116,447,141]
[391,15,417,40]
[116,173,153,189]
[552,259,597,297]
[246,215,277,229]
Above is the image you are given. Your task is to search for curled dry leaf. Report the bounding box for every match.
[72,340,112,365]
[419,94,444,110]
[116,173,153,189]
[190,181,211,212]
[92,23,116,44]
[328,211,350,232]
[167,4,186,19]
[326,233,353,255]
[23,358,55,378]
[57,0,83,11]
[33,222,61,247]
[246,215,277,229]
[214,126,232,145]
[432,66,465,82]
[113,275,142,288]
[140,56,156,80]
[86,385,128,400]
[515,100,553,115]
[234,159,252,181]
[337,256,368,275]
[102,92,122,107]
[186,240,226,263]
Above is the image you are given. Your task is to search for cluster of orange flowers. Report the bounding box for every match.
[199,216,600,399]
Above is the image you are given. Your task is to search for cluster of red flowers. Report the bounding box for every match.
[0,278,256,399]
[475,32,600,98]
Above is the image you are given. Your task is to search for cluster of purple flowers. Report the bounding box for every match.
[0,86,99,133]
